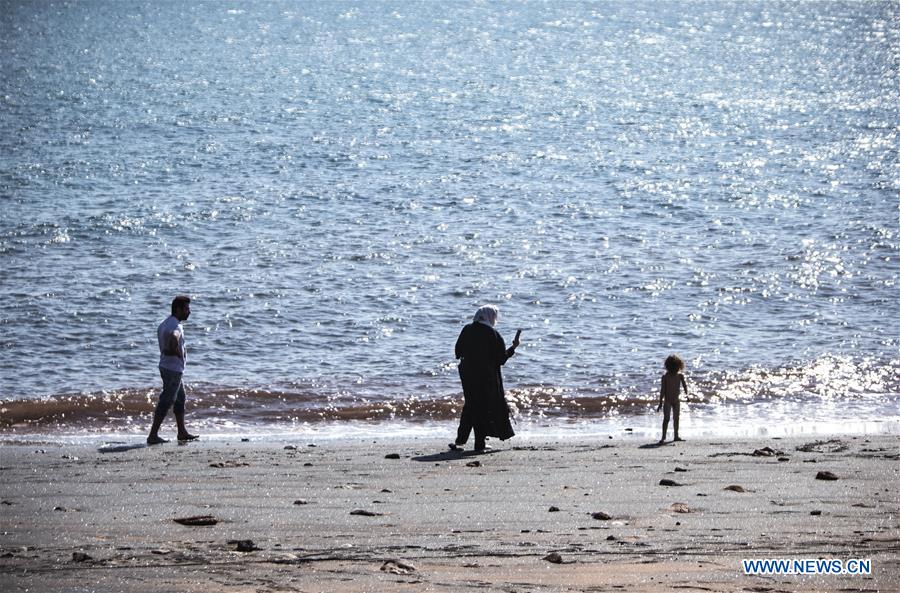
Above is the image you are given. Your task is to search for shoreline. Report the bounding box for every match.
[1,434,898,592]
[1,413,899,447]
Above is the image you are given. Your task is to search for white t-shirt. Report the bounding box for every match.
[158,315,186,373]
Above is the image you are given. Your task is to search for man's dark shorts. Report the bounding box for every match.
[155,367,186,418]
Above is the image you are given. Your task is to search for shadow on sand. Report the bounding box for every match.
[412,448,501,462]
[638,441,673,450]
[98,442,149,454]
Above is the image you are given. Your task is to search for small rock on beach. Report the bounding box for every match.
[350,509,384,516]
[173,515,218,526]
[381,559,416,574]
[543,552,564,564]
[753,447,782,457]
[228,539,259,552]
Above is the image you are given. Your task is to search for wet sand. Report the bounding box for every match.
[1,434,897,592]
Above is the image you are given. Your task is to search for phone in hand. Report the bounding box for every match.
[514,329,522,342]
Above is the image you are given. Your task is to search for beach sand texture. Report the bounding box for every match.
[1,435,897,592]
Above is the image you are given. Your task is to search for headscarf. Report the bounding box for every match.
[473,304,499,327]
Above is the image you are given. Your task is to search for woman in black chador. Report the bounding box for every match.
[450,304,520,452]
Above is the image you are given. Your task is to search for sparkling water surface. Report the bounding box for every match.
[1,2,897,435]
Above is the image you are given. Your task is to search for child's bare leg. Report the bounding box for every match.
[673,402,683,441]
[660,404,670,442]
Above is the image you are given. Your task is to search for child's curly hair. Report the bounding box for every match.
[664,354,685,374]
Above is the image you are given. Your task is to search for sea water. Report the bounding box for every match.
[1,2,897,440]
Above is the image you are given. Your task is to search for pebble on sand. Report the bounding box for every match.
[591,511,613,520]
[669,502,691,513]
[543,552,564,564]
[384,453,401,459]
[659,479,681,487]
[816,471,839,481]
[71,552,92,563]
[724,485,747,492]
[548,506,561,512]
[293,499,308,505]
[173,515,218,526]
[753,447,782,457]
[381,559,416,574]
[350,509,384,516]
[228,539,259,552]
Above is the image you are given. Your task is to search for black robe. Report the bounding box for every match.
[455,322,515,440]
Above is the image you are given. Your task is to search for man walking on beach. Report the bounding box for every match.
[147,295,198,445]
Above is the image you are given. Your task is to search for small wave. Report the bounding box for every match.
[0,385,644,431]
[1,355,896,435]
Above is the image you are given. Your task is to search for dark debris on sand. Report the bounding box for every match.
[173,515,218,526]
[228,539,259,552]
[797,439,849,453]
[350,509,384,517]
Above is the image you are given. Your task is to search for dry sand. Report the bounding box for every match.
[0,434,897,592]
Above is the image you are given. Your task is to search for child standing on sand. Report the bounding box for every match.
[657,354,688,443]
